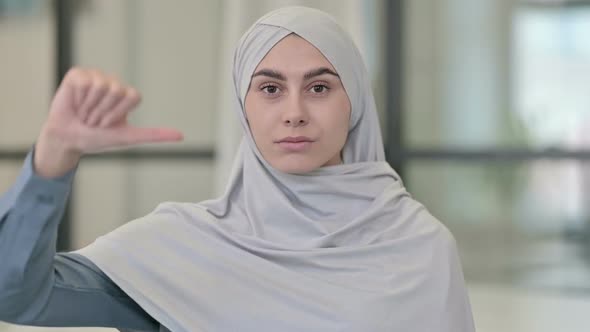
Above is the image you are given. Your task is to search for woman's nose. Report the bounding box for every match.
[282,96,309,127]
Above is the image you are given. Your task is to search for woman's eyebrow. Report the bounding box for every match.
[251,67,340,81]
[303,67,340,80]
[251,69,286,81]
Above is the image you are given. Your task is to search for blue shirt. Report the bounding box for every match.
[0,148,162,331]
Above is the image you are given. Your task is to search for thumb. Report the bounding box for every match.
[102,126,184,147]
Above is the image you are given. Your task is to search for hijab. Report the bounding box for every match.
[75,6,475,332]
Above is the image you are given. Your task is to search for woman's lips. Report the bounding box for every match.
[277,141,313,152]
[276,136,314,152]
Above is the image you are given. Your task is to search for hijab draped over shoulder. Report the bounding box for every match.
[75,6,475,332]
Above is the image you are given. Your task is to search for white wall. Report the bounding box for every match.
[0,1,54,199]
[0,2,53,150]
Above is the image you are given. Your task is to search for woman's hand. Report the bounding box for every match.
[34,67,184,178]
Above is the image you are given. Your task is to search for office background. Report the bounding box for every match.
[1,0,590,331]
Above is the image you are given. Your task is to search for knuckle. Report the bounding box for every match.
[109,82,125,99]
[94,79,109,93]
[76,78,92,92]
[89,70,110,89]
[66,67,84,78]
[88,68,104,78]
[65,68,90,87]
[127,87,141,102]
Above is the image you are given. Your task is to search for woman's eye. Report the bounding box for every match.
[310,85,329,94]
[261,85,280,94]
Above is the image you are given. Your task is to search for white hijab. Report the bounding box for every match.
[76,7,475,332]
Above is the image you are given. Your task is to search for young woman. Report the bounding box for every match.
[0,7,475,332]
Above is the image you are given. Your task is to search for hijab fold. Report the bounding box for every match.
[75,6,475,332]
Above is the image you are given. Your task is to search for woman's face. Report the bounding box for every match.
[244,34,351,174]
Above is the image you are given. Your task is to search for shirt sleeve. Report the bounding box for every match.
[0,147,160,331]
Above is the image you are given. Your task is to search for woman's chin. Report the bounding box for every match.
[270,157,322,174]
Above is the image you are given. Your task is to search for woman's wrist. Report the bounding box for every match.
[33,126,81,179]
